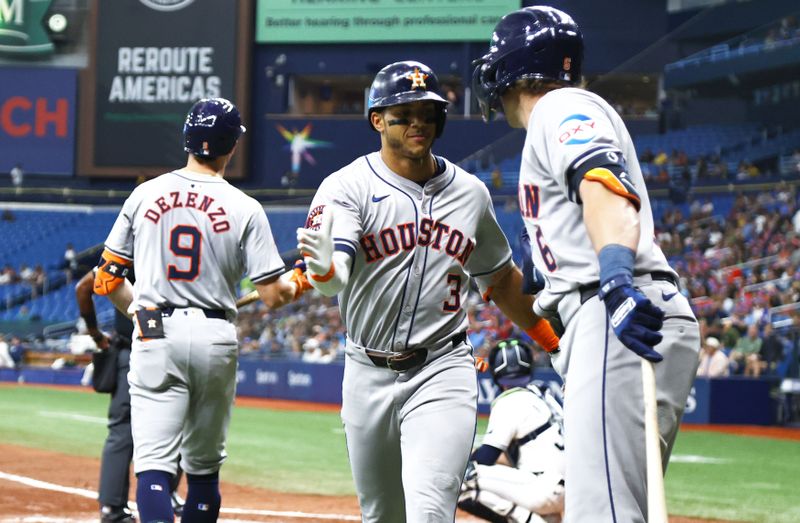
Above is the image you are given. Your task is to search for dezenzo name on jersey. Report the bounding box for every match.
[142,190,230,232]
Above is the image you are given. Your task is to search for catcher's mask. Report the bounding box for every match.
[367,60,449,138]
[489,338,535,388]
[183,97,246,159]
[471,6,583,121]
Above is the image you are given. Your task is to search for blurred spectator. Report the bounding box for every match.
[15,305,32,321]
[0,334,15,369]
[732,324,763,377]
[443,85,461,111]
[10,163,23,187]
[0,265,19,285]
[491,166,503,189]
[759,323,784,375]
[19,265,34,284]
[8,336,25,367]
[64,243,78,280]
[696,337,729,378]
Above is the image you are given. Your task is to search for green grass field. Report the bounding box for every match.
[1,385,798,522]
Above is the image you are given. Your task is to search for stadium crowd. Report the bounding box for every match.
[2,186,798,378]
[226,184,800,378]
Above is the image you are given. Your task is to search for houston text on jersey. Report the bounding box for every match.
[360,217,475,265]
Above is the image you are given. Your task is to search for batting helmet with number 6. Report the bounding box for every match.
[367,61,449,138]
[471,6,583,121]
[183,98,246,158]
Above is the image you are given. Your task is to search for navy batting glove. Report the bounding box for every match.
[519,229,545,294]
[598,274,665,362]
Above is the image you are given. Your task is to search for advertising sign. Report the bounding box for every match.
[0,0,54,55]
[256,0,519,43]
[77,0,251,178]
[0,67,76,175]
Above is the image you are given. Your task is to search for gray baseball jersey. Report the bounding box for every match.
[519,88,674,318]
[516,88,700,522]
[307,151,512,522]
[104,169,284,477]
[105,170,285,316]
[310,151,512,349]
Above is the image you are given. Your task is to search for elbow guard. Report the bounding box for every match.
[93,250,131,295]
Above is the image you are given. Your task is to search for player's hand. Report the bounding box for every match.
[286,259,313,300]
[598,276,665,362]
[88,328,110,351]
[519,229,545,294]
[297,208,334,276]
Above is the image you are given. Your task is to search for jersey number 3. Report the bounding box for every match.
[168,225,201,281]
[443,274,461,312]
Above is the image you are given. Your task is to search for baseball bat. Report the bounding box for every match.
[236,248,302,309]
[642,359,668,523]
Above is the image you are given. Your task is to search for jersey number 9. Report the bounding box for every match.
[168,225,201,281]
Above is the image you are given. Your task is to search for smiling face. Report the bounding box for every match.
[371,101,439,161]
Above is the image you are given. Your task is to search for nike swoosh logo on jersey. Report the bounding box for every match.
[372,194,389,203]
[662,291,677,301]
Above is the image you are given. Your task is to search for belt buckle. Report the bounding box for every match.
[386,357,403,372]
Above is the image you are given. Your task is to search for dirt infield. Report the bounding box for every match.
[0,444,361,522]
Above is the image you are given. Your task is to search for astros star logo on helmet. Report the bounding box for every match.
[406,68,428,89]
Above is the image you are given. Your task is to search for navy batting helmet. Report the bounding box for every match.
[489,338,534,388]
[472,6,583,121]
[183,97,246,158]
[367,61,449,138]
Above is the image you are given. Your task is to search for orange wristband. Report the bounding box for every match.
[288,268,313,300]
[310,263,335,282]
[526,319,560,353]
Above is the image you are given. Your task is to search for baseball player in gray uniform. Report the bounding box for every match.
[95,98,309,523]
[459,339,565,523]
[297,61,561,522]
[473,7,700,522]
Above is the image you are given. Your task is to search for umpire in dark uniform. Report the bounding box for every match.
[76,268,184,522]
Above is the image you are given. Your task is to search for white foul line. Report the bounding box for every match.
[0,471,98,499]
[37,411,108,424]
[0,471,360,521]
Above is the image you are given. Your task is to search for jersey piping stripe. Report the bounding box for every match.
[405,168,456,347]
[105,245,133,262]
[470,252,512,278]
[366,155,418,350]
[249,265,285,283]
[601,315,619,522]
[334,237,359,249]
[171,171,227,184]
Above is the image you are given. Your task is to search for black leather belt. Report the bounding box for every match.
[579,271,678,305]
[160,306,227,320]
[366,331,467,372]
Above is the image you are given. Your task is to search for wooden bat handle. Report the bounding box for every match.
[236,247,303,309]
[642,359,668,523]
[235,290,260,309]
